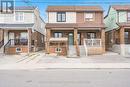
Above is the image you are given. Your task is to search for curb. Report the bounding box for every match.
[0,63,130,70]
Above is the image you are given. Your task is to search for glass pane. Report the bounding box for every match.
[62,13,65,21]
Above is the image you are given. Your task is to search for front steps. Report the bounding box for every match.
[67,45,77,58]
[79,45,86,57]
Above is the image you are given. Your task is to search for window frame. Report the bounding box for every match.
[53,32,63,38]
[85,12,94,21]
[15,12,24,22]
[55,48,62,53]
[87,32,96,39]
[127,12,130,22]
[57,12,66,22]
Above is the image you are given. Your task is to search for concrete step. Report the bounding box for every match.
[103,52,119,56]
[67,45,77,58]
[0,46,4,54]
[79,46,86,56]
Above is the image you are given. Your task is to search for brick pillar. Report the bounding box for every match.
[46,29,51,53]
[101,28,105,53]
[120,27,125,56]
[74,28,80,56]
[28,29,32,53]
[81,32,84,45]
[74,28,78,46]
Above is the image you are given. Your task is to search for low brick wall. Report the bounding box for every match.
[88,47,103,55]
[49,46,67,56]
[6,46,28,54]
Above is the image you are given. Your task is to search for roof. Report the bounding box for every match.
[0,23,34,28]
[0,6,36,11]
[49,38,68,42]
[46,23,105,28]
[47,6,103,12]
[112,5,130,11]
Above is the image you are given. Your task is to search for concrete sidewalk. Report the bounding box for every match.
[1,52,130,69]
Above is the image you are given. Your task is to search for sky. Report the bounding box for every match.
[14,0,130,21]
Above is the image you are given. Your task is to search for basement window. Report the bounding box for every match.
[55,48,62,53]
[16,47,22,53]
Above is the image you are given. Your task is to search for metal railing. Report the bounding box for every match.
[4,39,28,53]
[84,39,102,47]
[0,39,4,48]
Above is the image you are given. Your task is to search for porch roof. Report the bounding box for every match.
[117,23,130,27]
[0,23,34,29]
[46,23,105,29]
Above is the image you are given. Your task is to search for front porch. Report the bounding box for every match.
[106,25,130,56]
[46,28,105,57]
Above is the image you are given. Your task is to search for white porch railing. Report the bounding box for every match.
[84,39,102,47]
[83,39,102,56]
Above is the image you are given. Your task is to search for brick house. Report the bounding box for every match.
[0,6,45,54]
[104,5,130,56]
[45,6,105,57]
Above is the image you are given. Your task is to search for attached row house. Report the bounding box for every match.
[104,5,130,56]
[0,6,45,54]
[46,6,106,57]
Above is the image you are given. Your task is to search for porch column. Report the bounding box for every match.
[46,29,51,54]
[28,29,32,53]
[74,28,80,56]
[0,29,3,41]
[101,28,105,53]
[120,27,125,56]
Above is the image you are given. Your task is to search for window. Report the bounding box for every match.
[16,47,22,53]
[55,48,62,53]
[57,12,66,22]
[87,32,96,39]
[85,13,94,21]
[54,32,63,38]
[15,12,24,22]
[128,12,130,22]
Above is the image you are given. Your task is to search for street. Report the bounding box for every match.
[0,69,130,87]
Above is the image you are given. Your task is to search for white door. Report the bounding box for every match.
[9,33,15,45]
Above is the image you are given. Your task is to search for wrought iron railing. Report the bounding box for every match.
[4,39,28,53]
[0,39,4,48]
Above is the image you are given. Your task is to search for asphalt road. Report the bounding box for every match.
[0,69,130,87]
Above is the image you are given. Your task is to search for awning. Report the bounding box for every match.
[49,38,68,42]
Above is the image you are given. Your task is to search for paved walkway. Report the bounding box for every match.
[1,52,130,69]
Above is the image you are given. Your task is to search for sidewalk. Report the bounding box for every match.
[0,52,130,69]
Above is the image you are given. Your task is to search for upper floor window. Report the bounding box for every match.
[57,12,66,22]
[85,13,94,21]
[128,12,130,22]
[15,12,24,22]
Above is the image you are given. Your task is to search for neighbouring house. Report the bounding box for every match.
[45,6,105,57]
[0,6,45,54]
[104,5,130,56]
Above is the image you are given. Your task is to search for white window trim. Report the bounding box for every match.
[84,12,95,22]
[14,12,24,22]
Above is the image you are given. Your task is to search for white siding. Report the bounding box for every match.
[119,11,127,23]
[0,12,34,23]
[48,12,76,23]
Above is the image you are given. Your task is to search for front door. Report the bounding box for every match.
[68,33,74,45]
